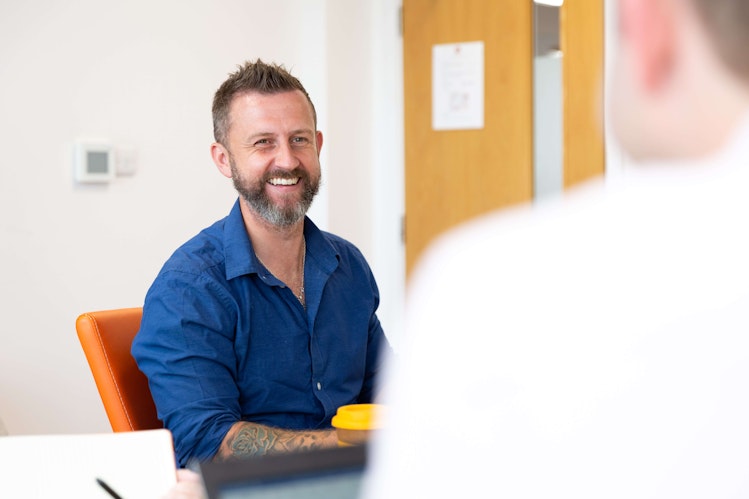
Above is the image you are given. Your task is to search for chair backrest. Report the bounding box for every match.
[76,308,162,432]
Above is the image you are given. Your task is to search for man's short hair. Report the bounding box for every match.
[212,59,317,145]
[691,0,749,81]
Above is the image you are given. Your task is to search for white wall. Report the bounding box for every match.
[325,0,406,350]
[604,0,627,180]
[0,0,406,435]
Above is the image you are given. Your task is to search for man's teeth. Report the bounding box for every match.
[268,177,299,186]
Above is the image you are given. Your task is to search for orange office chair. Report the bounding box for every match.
[76,308,162,432]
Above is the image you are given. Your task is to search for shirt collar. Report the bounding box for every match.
[223,199,339,280]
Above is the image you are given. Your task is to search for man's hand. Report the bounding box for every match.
[162,469,206,499]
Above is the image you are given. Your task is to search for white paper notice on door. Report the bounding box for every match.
[432,41,484,131]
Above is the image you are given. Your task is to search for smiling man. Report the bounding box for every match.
[132,60,391,468]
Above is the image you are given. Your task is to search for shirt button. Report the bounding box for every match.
[317,382,322,390]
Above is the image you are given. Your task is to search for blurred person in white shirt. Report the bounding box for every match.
[364,0,749,497]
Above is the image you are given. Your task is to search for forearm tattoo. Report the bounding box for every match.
[216,423,333,461]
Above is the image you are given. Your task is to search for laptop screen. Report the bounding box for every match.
[198,445,367,499]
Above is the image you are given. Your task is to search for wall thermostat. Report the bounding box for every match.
[74,140,115,184]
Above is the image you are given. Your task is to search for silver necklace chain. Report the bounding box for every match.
[298,238,306,306]
[256,237,306,307]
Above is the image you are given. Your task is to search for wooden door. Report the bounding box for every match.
[403,0,605,275]
[562,0,606,187]
[403,0,534,274]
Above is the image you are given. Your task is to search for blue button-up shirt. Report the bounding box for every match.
[132,200,391,466]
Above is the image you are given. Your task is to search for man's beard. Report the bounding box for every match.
[230,160,320,227]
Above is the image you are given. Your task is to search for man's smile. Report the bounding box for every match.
[268,176,300,186]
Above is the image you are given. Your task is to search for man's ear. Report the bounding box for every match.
[211,142,233,179]
[619,0,676,91]
[316,131,324,156]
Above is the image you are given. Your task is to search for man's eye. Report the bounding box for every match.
[255,139,271,146]
[292,137,309,144]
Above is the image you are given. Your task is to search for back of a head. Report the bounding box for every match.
[690,0,749,82]
[609,0,749,161]
[212,59,317,145]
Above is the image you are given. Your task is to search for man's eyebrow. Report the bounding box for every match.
[244,129,314,143]
[289,128,315,136]
[247,131,273,137]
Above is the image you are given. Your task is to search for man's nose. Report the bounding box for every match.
[275,141,300,169]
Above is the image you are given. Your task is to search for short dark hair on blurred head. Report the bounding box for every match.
[691,0,749,81]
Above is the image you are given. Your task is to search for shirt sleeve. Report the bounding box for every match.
[357,262,393,404]
[132,269,241,467]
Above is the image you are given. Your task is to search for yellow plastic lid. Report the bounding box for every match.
[331,403,384,430]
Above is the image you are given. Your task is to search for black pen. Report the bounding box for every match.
[96,477,124,499]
